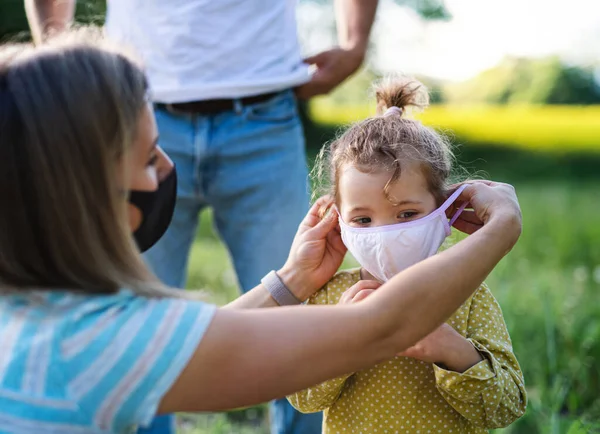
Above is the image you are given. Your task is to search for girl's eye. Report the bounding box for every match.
[398,211,418,220]
[352,217,372,225]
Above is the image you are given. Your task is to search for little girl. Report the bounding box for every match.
[288,77,527,433]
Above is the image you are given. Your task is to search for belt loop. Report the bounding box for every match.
[233,98,243,115]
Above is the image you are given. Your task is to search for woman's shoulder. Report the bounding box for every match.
[0,289,216,432]
[307,268,361,306]
[2,288,216,367]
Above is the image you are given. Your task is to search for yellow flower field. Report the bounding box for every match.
[310,101,600,154]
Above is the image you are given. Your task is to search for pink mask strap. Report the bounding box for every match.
[449,201,468,227]
[439,184,468,227]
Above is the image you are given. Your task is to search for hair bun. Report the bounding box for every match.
[374,75,429,116]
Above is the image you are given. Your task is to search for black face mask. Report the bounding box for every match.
[129,167,177,252]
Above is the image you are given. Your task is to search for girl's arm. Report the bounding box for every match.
[157,182,522,413]
[433,285,527,428]
[288,373,351,414]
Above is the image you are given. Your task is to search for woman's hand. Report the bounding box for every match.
[398,324,483,373]
[278,196,347,302]
[338,280,382,304]
[446,180,522,241]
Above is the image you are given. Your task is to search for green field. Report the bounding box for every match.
[178,180,600,434]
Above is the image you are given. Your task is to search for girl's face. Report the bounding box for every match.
[338,163,437,228]
[126,104,174,231]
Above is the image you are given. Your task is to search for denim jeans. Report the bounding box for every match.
[139,90,322,434]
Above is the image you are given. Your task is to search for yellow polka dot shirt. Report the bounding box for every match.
[288,269,527,433]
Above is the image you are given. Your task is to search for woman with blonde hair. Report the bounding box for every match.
[0,31,522,433]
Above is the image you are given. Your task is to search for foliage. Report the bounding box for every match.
[444,56,600,105]
[0,0,30,41]
[310,56,600,109]
[392,0,451,20]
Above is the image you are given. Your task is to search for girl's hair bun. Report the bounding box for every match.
[374,75,429,116]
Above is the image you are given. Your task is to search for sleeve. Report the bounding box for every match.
[60,292,217,433]
[433,285,527,429]
[286,283,352,413]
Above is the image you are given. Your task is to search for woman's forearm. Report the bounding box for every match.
[367,214,520,352]
[223,284,278,309]
[223,268,315,309]
[160,215,519,413]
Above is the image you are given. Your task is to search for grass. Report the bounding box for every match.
[309,101,600,154]
[179,180,600,433]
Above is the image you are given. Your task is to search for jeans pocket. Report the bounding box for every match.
[246,91,298,123]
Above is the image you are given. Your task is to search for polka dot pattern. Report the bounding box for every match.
[287,270,527,433]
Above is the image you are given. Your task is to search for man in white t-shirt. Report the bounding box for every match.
[26,1,378,433]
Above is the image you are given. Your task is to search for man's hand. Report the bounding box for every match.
[295,47,365,99]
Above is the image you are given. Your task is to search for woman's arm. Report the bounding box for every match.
[222,268,313,309]
[158,181,521,413]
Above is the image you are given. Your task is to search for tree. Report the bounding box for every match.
[445,56,600,105]
[0,0,30,41]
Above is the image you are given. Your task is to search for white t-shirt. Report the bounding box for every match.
[105,0,311,103]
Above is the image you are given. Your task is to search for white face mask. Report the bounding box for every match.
[339,185,468,282]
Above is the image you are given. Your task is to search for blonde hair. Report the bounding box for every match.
[0,29,186,298]
[314,76,456,210]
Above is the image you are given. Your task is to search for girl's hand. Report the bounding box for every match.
[278,196,348,302]
[338,280,382,304]
[399,324,483,373]
[446,181,522,241]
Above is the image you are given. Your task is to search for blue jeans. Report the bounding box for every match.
[139,91,322,434]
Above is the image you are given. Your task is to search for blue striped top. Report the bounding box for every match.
[0,289,217,433]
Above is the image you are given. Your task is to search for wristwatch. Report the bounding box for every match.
[261,270,302,306]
